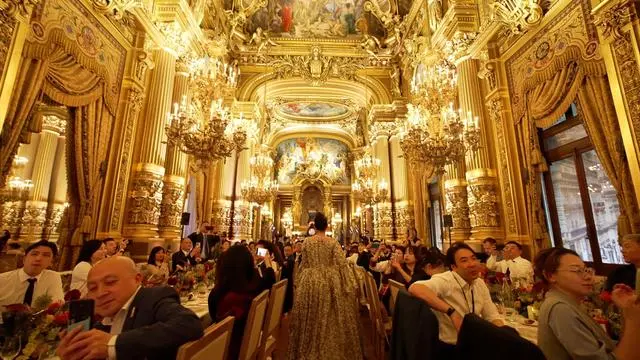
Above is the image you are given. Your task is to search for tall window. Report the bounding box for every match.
[541,104,624,273]
[429,182,443,250]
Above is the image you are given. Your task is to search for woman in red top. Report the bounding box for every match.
[208,245,276,360]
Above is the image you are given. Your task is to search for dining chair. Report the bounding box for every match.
[258,279,288,360]
[364,272,389,360]
[238,289,270,360]
[387,279,404,317]
[176,316,235,360]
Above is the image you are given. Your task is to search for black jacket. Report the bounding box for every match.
[112,286,204,360]
[171,250,196,272]
[457,314,545,360]
[390,289,439,360]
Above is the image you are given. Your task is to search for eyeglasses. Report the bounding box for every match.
[558,267,595,278]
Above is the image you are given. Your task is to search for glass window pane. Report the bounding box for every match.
[549,158,593,261]
[541,174,557,246]
[582,150,624,264]
[544,124,589,150]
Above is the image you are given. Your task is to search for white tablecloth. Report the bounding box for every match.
[504,314,538,344]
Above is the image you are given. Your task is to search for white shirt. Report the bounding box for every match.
[103,286,141,360]
[0,268,64,307]
[70,261,92,297]
[415,271,502,344]
[487,256,533,285]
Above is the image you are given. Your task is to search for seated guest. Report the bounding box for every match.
[221,240,231,253]
[606,233,639,291]
[409,242,503,357]
[347,243,360,264]
[0,240,64,307]
[143,246,170,286]
[478,238,499,263]
[70,240,107,297]
[410,247,447,285]
[487,241,533,285]
[103,238,118,257]
[171,238,197,272]
[56,256,203,360]
[208,246,276,360]
[535,247,640,360]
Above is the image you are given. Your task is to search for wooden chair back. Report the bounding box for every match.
[176,316,235,360]
[388,279,405,317]
[238,289,269,360]
[258,279,288,360]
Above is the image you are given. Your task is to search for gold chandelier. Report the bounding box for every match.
[411,58,457,113]
[240,153,279,205]
[399,103,481,174]
[165,56,251,170]
[0,156,33,202]
[351,152,389,206]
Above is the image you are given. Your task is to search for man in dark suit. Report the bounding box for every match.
[172,237,198,272]
[188,222,220,260]
[56,256,203,360]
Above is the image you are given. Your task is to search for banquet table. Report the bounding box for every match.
[502,310,538,344]
[183,295,212,328]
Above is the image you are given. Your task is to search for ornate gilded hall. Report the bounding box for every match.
[1,0,638,275]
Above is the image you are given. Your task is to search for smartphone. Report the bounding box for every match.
[68,299,94,332]
[257,248,268,257]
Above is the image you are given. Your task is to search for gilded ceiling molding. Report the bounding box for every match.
[91,0,141,20]
[491,0,545,38]
[266,127,357,150]
[2,0,40,18]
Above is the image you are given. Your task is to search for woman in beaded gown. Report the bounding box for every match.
[287,212,363,360]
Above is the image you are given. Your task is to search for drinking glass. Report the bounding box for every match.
[0,335,21,360]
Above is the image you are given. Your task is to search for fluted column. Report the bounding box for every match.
[389,134,412,240]
[235,143,252,240]
[159,58,189,242]
[373,135,393,241]
[47,134,68,243]
[22,130,58,242]
[211,158,232,235]
[124,48,176,250]
[457,58,502,247]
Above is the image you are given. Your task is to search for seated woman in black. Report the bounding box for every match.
[409,247,447,285]
[208,246,275,360]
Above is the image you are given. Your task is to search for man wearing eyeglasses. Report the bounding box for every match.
[606,233,639,291]
[487,241,533,286]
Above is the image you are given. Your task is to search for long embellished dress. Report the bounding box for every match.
[287,235,363,360]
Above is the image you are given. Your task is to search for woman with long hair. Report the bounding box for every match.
[142,246,170,286]
[208,245,275,359]
[535,247,640,360]
[287,212,362,360]
[70,239,106,296]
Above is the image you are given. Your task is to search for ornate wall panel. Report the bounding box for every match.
[0,10,17,77]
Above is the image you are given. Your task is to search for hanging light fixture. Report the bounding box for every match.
[240,153,279,205]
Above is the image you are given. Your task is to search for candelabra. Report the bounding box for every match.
[411,58,457,113]
[399,103,481,174]
[240,153,279,205]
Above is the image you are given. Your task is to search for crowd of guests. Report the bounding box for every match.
[0,223,639,360]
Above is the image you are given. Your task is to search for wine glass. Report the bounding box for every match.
[0,335,21,360]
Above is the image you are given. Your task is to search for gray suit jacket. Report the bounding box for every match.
[538,289,616,360]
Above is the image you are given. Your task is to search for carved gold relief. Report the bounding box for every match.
[0,10,17,75]
[445,185,471,230]
[2,0,40,18]
[491,0,544,37]
[127,171,163,225]
[487,98,517,234]
[158,182,185,228]
[467,183,500,228]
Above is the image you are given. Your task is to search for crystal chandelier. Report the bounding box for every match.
[399,103,481,174]
[240,153,279,205]
[165,97,251,170]
[351,152,389,206]
[0,156,33,202]
[411,58,457,113]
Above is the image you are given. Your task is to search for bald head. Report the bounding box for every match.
[87,255,142,318]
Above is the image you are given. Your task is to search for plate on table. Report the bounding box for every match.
[519,318,538,327]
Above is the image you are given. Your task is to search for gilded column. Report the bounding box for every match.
[389,134,412,240]
[47,133,68,243]
[124,48,176,249]
[444,160,471,243]
[23,130,58,242]
[373,133,393,241]
[593,0,640,214]
[457,58,502,247]
[211,159,232,234]
[0,0,38,129]
[159,57,189,242]
[235,143,252,240]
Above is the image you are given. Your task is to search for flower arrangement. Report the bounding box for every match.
[1,290,81,359]
[485,271,544,317]
[582,282,622,339]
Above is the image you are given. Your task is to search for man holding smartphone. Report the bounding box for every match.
[56,256,203,360]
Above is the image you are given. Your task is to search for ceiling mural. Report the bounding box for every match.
[275,137,350,184]
[279,101,349,118]
[243,0,386,38]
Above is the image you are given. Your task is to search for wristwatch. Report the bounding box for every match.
[445,307,456,317]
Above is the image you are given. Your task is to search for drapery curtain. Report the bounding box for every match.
[576,76,640,235]
[1,42,114,269]
[516,55,639,251]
